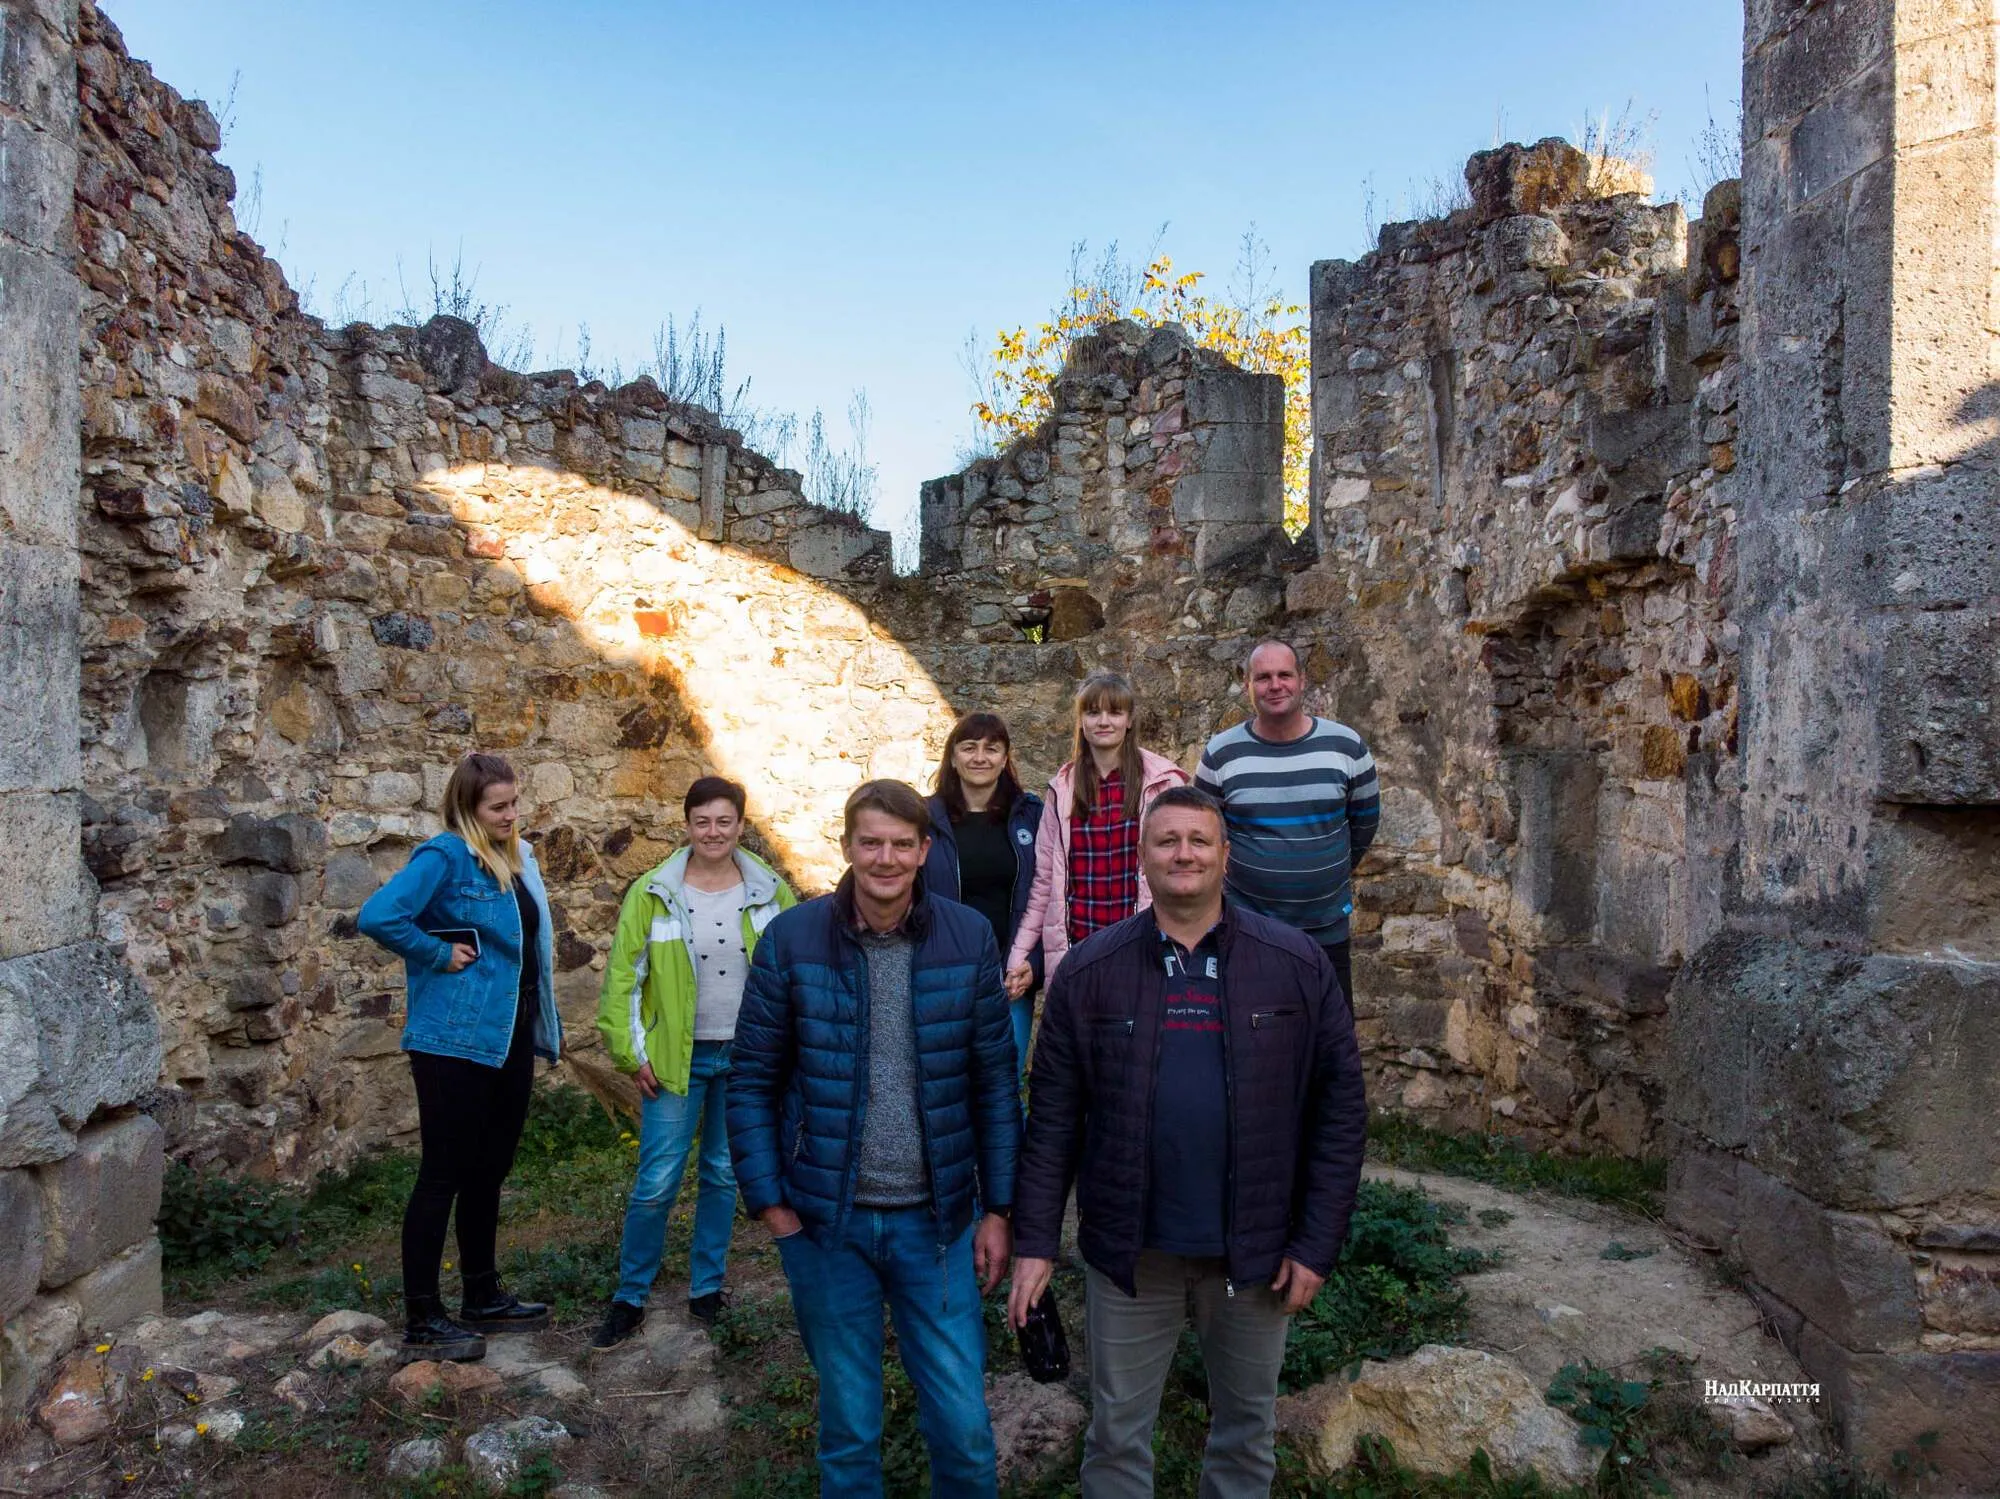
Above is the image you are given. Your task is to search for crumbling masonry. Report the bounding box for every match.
[0,0,1994,1482]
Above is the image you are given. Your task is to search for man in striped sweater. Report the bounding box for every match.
[1194,640,1380,1005]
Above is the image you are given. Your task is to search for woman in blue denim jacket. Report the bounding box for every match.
[358,752,563,1363]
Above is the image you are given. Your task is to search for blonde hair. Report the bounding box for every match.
[442,753,523,890]
[1070,671,1146,821]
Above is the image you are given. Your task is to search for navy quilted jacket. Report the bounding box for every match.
[1014,902,1366,1295]
[727,874,1022,1249]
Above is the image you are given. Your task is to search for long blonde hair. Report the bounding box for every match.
[442,753,523,890]
[1070,671,1146,821]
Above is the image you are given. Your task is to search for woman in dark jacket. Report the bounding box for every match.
[357,752,561,1363]
[923,711,1044,1075]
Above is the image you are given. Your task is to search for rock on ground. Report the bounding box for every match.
[36,1351,124,1445]
[1278,1343,1599,1487]
[1710,1395,1796,1451]
[306,1309,387,1342]
[464,1415,572,1490]
[388,1435,451,1478]
[389,1357,505,1405]
[987,1372,1089,1484]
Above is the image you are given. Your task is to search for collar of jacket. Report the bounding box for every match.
[1143,897,1236,954]
[832,869,932,940]
[1046,746,1188,803]
[644,844,781,908]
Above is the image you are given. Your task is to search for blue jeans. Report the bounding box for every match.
[776,1209,998,1499]
[1011,996,1034,1079]
[614,1040,736,1306]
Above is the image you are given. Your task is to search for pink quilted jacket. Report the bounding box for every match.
[1006,748,1190,983]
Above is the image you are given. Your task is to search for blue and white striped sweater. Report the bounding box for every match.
[1194,717,1380,943]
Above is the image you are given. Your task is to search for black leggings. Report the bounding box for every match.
[401,1010,534,1301]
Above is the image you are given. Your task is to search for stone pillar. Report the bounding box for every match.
[1663,1,2000,1483]
[0,0,164,1421]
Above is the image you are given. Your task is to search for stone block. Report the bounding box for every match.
[1876,607,2000,803]
[414,315,486,395]
[0,790,87,960]
[0,940,162,1168]
[1505,750,1600,941]
[0,542,80,795]
[1865,807,2000,960]
[1464,138,1592,222]
[36,1115,164,1286]
[1186,367,1284,430]
[0,1167,44,1319]
[1663,1142,1738,1250]
[213,812,326,873]
[0,245,80,548]
[0,2,76,127]
[66,1236,161,1334]
[1488,214,1569,274]
[0,112,74,256]
[0,1292,79,1419]
[1795,1327,2000,1489]
[1734,1162,1920,1352]
[1850,465,2000,613]
[241,871,300,928]
[1663,933,2000,1209]
[788,522,883,579]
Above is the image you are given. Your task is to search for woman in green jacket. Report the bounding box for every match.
[590,776,795,1350]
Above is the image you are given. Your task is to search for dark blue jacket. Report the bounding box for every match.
[727,873,1022,1250]
[1015,902,1366,1295]
[922,791,1046,989]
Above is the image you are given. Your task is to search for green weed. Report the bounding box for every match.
[1367,1114,1666,1214]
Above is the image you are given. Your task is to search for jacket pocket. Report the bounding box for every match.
[1250,1007,1301,1029]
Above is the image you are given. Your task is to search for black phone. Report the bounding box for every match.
[426,926,481,959]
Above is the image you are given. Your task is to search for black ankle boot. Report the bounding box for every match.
[460,1275,549,1332]
[401,1294,486,1363]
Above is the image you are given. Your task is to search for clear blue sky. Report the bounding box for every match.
[106,1,1744,554]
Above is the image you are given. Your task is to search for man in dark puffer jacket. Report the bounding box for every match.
[730,779,1020,1499]
[1009,785,1366,1499]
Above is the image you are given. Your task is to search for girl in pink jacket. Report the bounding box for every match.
[1004,671,1189,998]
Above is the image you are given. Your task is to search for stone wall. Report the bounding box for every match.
[68,0,956,1181]
[1658,0,2000,1481]
[1277,141,1743,1155]
[1,0,165,1420]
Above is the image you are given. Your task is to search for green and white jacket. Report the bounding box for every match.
[594,846,796,1094]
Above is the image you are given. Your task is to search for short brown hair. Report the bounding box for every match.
[1141,784,1226,838]
[684,775,747,820]
[842,779,932,841]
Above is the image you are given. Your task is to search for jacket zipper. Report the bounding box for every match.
[1219,931,1237,1297]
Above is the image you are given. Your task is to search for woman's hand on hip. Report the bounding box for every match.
[446,943,478,973]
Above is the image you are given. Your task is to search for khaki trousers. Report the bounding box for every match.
[1080,1250,1290,1499]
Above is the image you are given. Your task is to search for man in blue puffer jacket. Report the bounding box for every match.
[729,778,1020,1499]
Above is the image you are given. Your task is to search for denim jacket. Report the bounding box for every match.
[357,831,563,1067]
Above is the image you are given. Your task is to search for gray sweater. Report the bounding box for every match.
[852,930,930,1208]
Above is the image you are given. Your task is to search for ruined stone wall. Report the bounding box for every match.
[2,0,166,1421]
[68,0,957,1181]
[1658,1,2000,1479]
[1278,142,1743,1156]
[912,319,1296,781]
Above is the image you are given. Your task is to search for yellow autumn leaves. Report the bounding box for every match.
[973,254,1311,535]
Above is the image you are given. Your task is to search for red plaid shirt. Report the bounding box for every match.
[1066,771,1140,944]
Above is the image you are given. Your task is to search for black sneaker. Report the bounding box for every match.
[688,1290,726,1327]
[459,1284,550,1333]
[589,1300,646,1353]
[402,1295,486,1363]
